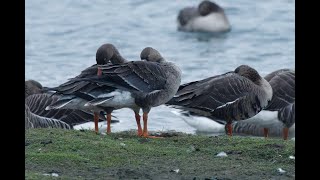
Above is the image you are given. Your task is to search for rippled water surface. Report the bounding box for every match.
[26,0,295,134]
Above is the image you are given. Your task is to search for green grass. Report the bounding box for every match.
[25,129,295,180]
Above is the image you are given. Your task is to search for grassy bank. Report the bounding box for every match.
[25,129,295,180]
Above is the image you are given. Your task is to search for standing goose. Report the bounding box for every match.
[72,47,182,138]
[45,44,125,133]
[262,69,295,140]
[166,65,272,136]
[177,0,231,33]
[25,80,113,128]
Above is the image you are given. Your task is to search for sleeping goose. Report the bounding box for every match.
[45,44,124,133]
[25,80,70,130]
[166,65,272,136]
[262,69,295,140]
[230,118,295,138]
[172,110,295,138]
[25,104,71,130]
[70,47,182,138]
[25,80,114,128]
[177,0,231,33]
[25,80,43,98]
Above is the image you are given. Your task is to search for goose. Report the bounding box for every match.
[70,47,182,138]
[45,44,125,133]
[230,118,295,138]
[25,80,70,130]
[166,65,272,136]
[25,79,43,98]
[177,0,231,33]
[25,80,115,128]
[171,109,295,138]
[262,69,295,140]
[25,104,71,130]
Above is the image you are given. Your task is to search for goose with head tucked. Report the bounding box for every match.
[45,44,125,133]
[25,80,43,98]
[25,80,70,130]
[177,0,231,33]
[166,65,272,136]
[262,69,295,140]
[25,80,116,129]
[71,47,182,138]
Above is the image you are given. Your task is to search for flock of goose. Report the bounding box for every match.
[25,1,295,140]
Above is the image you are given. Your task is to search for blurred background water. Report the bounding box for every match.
[25,0,295,134]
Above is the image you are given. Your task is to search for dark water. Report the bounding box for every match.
[25,0,295,134]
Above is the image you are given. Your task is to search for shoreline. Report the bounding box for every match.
[25,128,295,179]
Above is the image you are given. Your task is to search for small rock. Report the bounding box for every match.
[51,173,59,177]
[43,173,59,177]
[277,168,286,173]
[118,138,123,140]
[289,156,295,160]
[154,132,162,136]
[120,143,126,147]
[216,152,228,157]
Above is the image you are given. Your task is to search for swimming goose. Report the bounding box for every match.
[166,65,272,136]
[25,80,114,128]
[177,0,231,33]
[71,47,182,138]
[263,69,295,140]
[45,44,125,132]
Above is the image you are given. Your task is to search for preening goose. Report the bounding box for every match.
[25,80,115,129]
[70,47,182,138]
[45,44,124,132]
[263,69,295,140]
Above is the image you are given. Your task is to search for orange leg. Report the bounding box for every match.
[106,113,111,134]
[283,127,289,140]
[135,113,143,136]
[264,128,269,138]
[226,122,232,136]
[94,112,99,133]
[141,113,162,138]
[142,113,149,137]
